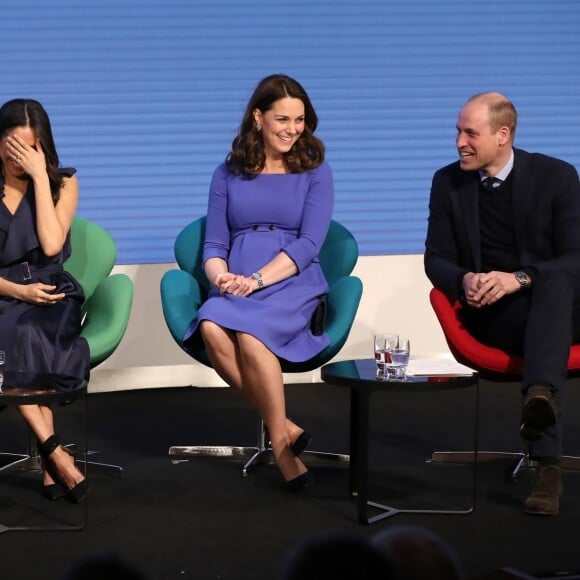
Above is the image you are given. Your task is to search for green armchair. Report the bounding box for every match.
[65,216,134,369]
[64,216,134,475]
[0,217,134,478]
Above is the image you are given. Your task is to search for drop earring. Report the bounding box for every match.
[255,122,262,132]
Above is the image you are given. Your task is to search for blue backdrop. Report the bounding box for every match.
[3,0,580,263]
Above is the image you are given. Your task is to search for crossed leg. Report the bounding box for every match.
[17,404,85,491]
[200,320,308,482]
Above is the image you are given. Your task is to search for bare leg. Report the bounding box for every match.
[199,321,245,393]
[39,406,56,486]
[17,404,85,490]
[235,332,307,482]
[200,321,305,444]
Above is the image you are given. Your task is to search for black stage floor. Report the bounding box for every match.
[1,376,580,579]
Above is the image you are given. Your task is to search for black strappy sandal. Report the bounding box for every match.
[38,434,88,503]
[42,481,66,501]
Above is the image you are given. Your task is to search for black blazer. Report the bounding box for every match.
[424,148,580,301]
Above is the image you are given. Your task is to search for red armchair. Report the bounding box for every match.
[429,287,580,476]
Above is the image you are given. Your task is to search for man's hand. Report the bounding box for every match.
[463,271,521,308]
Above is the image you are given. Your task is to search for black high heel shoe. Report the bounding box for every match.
[286,470,314,491]
[40,457,66,501]
[291,431,312,456]
[42,482,66,501]
[38,435,88,504]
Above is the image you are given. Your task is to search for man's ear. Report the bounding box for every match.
[497,125,511,146]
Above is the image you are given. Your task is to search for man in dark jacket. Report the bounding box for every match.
[425,92,580,516]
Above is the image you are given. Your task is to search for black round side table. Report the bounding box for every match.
[321,359,479,524]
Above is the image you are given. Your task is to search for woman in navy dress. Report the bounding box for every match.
[0,99,89,502]
[184,75,334,489]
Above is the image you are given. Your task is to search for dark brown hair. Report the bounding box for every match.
[226,74,325,176]
[0,99,63,203]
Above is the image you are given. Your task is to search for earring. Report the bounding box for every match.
[255,122,262,132]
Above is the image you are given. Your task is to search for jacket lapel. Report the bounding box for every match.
[511,148,530,260]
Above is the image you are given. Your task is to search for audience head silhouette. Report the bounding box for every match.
[372,524,463,580]
[60,551,149,580]
[280,529,395,579]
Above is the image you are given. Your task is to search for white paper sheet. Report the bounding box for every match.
[405,358,475,376]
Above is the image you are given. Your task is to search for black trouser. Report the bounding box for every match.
[462,271,580,459]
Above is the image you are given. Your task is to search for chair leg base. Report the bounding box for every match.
[430,450,580,479]
[169,445,267,460]
[58,444,123,478]
[169,445,273,478]
[302,449,350,465]
[0,453,42,474]
[431,450,528,463]
[170,419,349,477]
[0,453,122,478]
[431,450,530,479]
[560,455,580,470]
[83,455,124,478]
[169,445,350,477]
[169,445,274,477]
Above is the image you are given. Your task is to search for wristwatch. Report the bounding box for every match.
[250,271,264,289]
[514,271,529,288]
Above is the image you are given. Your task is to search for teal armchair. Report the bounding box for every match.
[160,217,363,475]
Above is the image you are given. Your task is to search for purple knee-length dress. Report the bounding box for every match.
[183,161,334,363]
[0,169,90,381]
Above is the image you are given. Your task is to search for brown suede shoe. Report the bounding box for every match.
[524,462,562,516]
[520,385,557,441]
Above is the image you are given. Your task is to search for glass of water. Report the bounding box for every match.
[374,333,398,376]
[387,336,410,380]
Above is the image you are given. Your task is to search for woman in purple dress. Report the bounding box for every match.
[184,75,334,489]
[0,99,89,502]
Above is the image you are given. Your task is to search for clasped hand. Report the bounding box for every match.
[463,271,520,308]
[213,272,254,297]
[19,282,65,305]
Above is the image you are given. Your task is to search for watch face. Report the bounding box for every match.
[515,271,527,286]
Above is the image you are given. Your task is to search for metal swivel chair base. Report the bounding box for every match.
[169,419,350,477]
[0,429,123,478]
[430,449,580,479]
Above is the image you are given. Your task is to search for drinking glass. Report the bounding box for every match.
[387,336,410,380]
[374,333,398,376]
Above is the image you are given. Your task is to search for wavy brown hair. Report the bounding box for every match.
[226,74,325,176]
[0,99,63,203]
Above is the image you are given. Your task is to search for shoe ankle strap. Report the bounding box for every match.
[38,434,60,457]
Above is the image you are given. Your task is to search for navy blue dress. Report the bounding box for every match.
[0,169,90,381]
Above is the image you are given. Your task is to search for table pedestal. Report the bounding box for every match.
[322,359,479,524]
